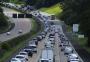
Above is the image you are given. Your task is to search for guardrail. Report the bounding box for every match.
[61,23,84,62]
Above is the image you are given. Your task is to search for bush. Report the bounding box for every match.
[1,43,11,51]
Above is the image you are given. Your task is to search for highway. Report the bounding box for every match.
[26,11,84,62]
[0,6,84,62]
[0,7,32,41]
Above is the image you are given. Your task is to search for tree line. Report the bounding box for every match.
[60,0,90,47]
[0,0,61,8]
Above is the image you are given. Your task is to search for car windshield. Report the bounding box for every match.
[11,59,17,61]
[16,56,24,59]
[29,46,36,48]
[20,53,26,55]
[41,60,49,62]
[25,46,36,49]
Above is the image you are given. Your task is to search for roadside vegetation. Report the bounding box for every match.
[39,3,62,17]
[0,17,43,62]
[0,7,10,34]
[59,0,90,53]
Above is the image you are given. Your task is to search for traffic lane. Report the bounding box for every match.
[28,40,44,62]
[28,33,50,62]
[54,33,67,62]
[0,18,31,41]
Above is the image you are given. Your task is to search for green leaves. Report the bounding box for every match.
[60,0,90,47]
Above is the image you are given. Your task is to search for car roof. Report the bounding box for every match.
[11,58,21,62]
[69,53,78,57]
[41,49,53,60]
[16,55,25,57]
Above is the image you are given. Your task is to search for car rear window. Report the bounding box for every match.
[41,60,49,62]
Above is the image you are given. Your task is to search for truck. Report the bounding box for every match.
[39,49,54,62]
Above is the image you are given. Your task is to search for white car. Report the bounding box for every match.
[44,41,53,48]
[28,44,37,52]
[49,37,55,44]
[15,55,27,62]
[11,58,21,62]
[19,51,28,61]
[67,53,80,62]
[64,46,73,55]
[6,32,11,35]
[18,29,23,33]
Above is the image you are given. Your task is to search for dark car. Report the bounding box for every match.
[23,49,33,57]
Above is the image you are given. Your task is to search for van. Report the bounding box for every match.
[39,49,54,62]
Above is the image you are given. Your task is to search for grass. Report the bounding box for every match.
[39,3,63,17]
[0,18,43,62]
[0,41,25,62]
[73,35,87,46]
[66,25,72,32]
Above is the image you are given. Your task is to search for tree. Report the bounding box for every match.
[60,0,90,47]
[0,7,8,28]
[25,0,37,6]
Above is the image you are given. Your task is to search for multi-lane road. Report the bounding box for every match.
[0,7,32,41]
[27,28,67,62]
[0,7,84,62]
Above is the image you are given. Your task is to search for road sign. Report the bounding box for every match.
[78,35,84,38]
[73,24,79,32]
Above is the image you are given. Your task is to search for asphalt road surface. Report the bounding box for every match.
[0,7,32,42]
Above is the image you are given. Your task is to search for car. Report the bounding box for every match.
[18,29,23,33]
[23,48,33,57]
[44,41,53,48]
[37,35,43,41]
[33,38,38,42]
[19,51,28,60]
[15,55,27,62]
[68,59,80,62]
[11,58,21,62]
[6,32,11,35]
[49,34,55,38]
[64,46,73,55]
[39,49,54,62]
[49,38,55,44]
[27,44,37,53]
[40,32,46,38]
[32,39,38,45]
[59,34,65,38]
[60,43,70,51]
[67,53,80,62]
[44,27,49,33]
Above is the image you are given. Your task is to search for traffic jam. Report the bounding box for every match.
[0,2,83,62]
